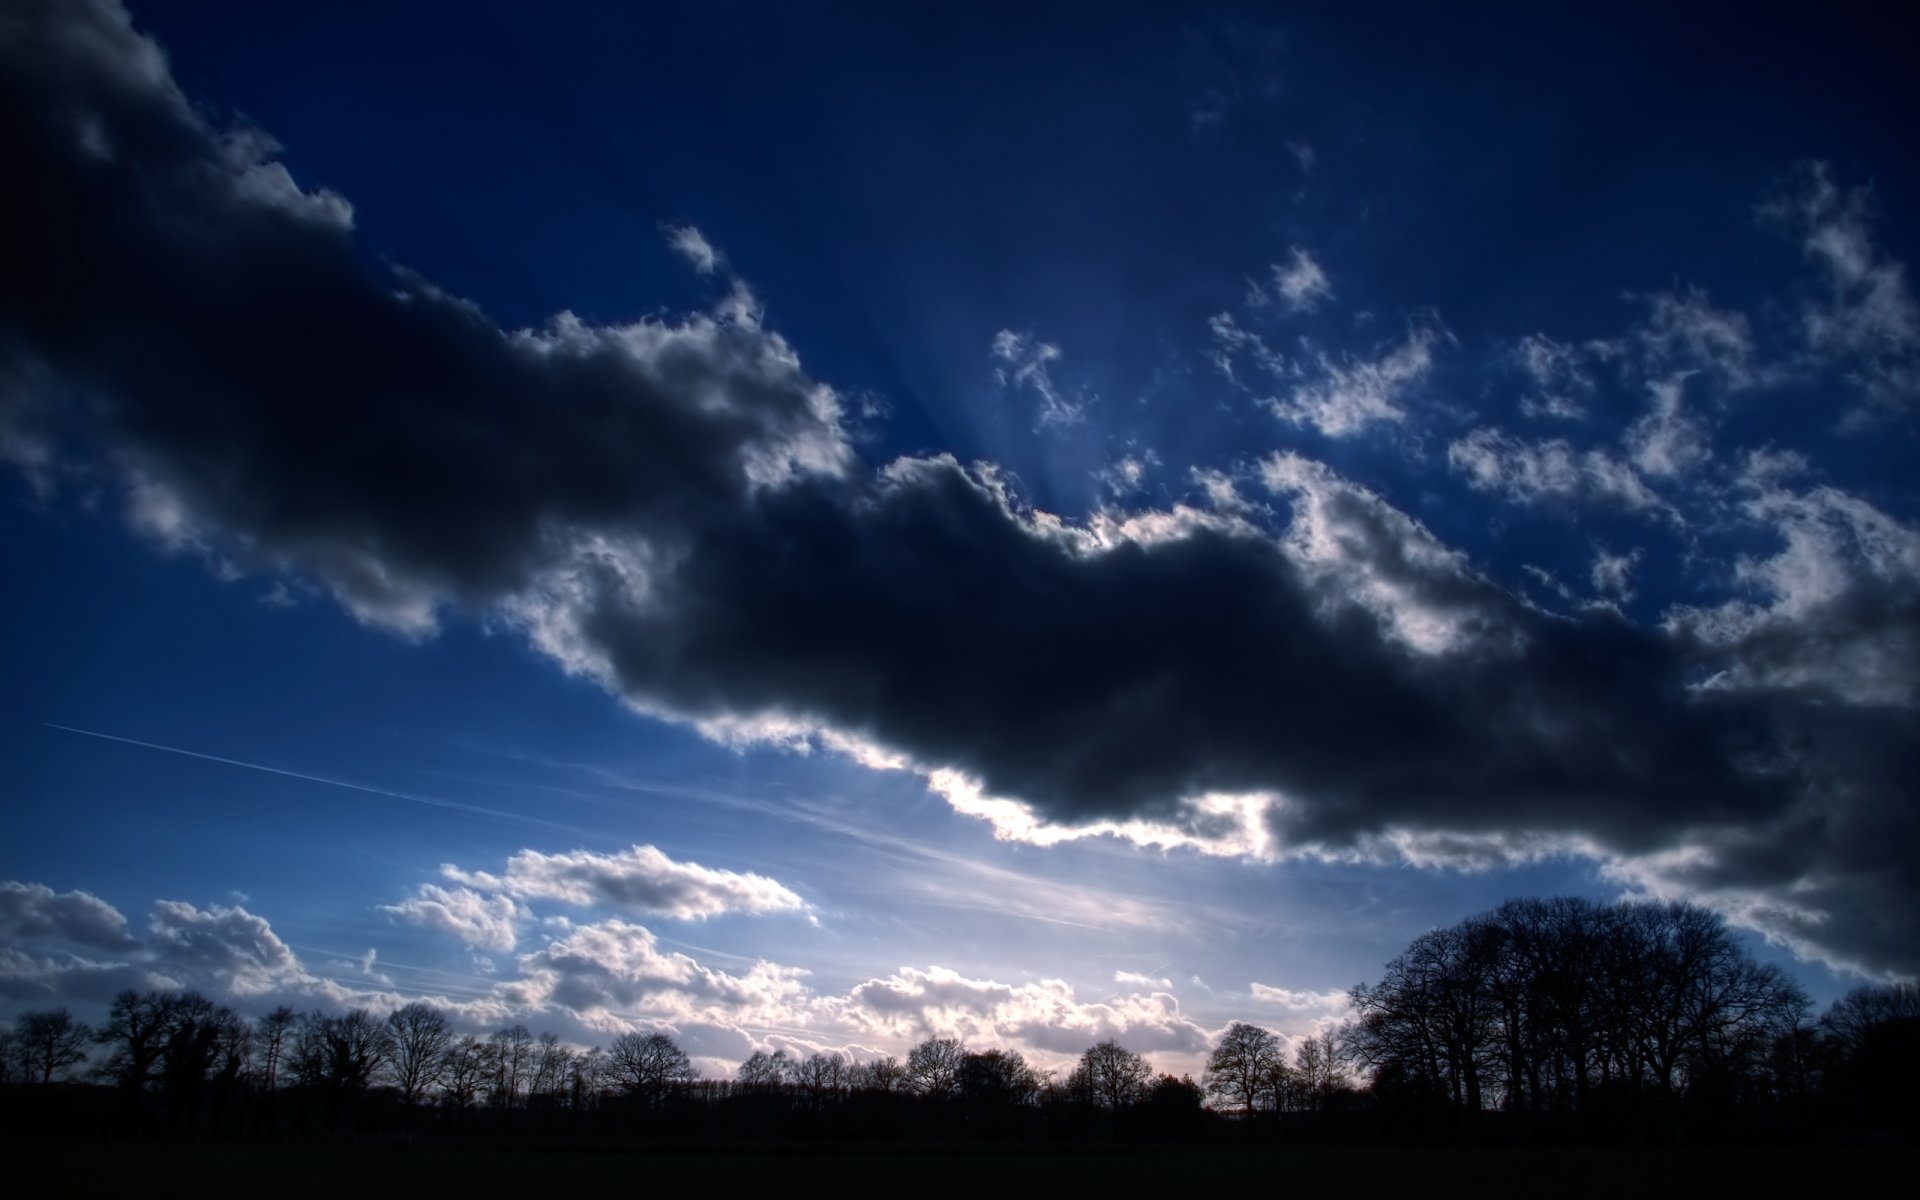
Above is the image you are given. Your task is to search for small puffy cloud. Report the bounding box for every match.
[1114,970,1173,990]
[1249,247,1333,314]
[442,844,806,921]
[1097,452,1157,498]
[1590,546,1642,601]
[1624,377,1713,478]
[0,881,137,951]
[383,883,523,952]
[662,223,722,275]
[1248,983,1353,1042]
[1511,333,1595,420]
[1269,321,1444,437]
[1249,983,1348,1012]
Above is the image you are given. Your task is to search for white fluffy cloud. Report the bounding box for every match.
[662,223,722,275]
[836,964,1211,1061]
[382,884,523,952]
[506,917,808,1032]
[145,900,306,997]
[441,844,806,921]
[1269,322,1444,437]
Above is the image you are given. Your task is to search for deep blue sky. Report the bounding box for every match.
[3,1,1915,1075]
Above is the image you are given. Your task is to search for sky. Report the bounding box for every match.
[2,0,1916,1081]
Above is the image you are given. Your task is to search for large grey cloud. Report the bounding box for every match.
[0,881,138,952]
[3,2,1915,975]
[0,0,849,631]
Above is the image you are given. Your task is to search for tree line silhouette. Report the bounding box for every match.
[2,897,1913,1144]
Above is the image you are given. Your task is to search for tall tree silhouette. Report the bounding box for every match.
[385,1002,453,1105]
[14,1008,90,1085]
[1070,1040,1152,1109]
[1204,1021,1285,1115]
[255,1006,296,1092]
[605,1031,694,1108]
[907,1037,966,1099]
[1342,898,1807,1125]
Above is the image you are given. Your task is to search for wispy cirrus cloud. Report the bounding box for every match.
[991,329,1088,428]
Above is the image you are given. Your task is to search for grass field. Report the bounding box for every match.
[7,1137,1914,1195]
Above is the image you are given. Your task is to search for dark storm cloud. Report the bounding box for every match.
[4,2,1915,974]
[565,458,1778,842]
[0,0,848,629]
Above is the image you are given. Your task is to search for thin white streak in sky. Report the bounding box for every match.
[43,723,586,835]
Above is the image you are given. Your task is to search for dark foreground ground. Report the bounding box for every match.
[7,1138,1915,1195]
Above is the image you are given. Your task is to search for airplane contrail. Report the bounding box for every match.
[43,722,584,834]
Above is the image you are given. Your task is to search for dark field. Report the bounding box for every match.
[8,1138,1914,1195]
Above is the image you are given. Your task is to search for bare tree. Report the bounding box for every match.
[14,1008,91,1084]
[1070,1040,1152,1109]
[291,1009,392,1095]
[1344,897,1808,1120]
[566,1045,604,1110]
[1292,1030,1346,1110]
[488,1023,533,1108]
[94,990,174,1095]
[1346,917,1502,1109]
[441,1035,489,1109]
[736,1047,792,1093]
[850,1054,905,1093]
[255,1006,297,1092]
[1204,1021,1284,1115]
[793,1051,849,1110]
[959,1048,1042,1107]
[906,1036,966,1099]
[604,1031,694,1107]
[1819,982,1920,1056]
[530,1031,573,1102]
[385,1001,453,1105]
